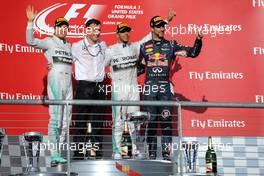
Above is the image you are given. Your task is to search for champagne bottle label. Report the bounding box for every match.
[122,145,128,156]
[206,163,213,173]
[90,147,96,156]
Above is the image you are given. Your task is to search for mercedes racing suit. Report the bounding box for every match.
[139,38,202,158]
[26,22,73,158]
[105,33,151,156]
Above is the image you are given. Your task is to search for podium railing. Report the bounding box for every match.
[0,100,264,176]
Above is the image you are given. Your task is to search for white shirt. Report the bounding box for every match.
[72,37,107,82]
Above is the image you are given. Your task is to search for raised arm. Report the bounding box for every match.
[167,9,176,23]
[26,5,49,50]
[174,31,204,58]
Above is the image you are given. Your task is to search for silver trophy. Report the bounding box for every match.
[127,111,150,160]
[0,128,5,166]
[22,132,43,173]
[17,132,78,176]
[181,141,199,173]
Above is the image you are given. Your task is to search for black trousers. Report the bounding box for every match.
[73,80,105,156]
[143,81,173,156]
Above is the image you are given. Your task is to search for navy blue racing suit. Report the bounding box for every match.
[139,38,202,158]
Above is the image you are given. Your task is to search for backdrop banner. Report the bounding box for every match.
[0,0,263,136]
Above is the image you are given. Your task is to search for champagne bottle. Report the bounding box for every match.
[86,122,96,159]
[205,136,217,174]
[121,121,132,159]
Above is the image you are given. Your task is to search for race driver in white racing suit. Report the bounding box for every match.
[26,5,73,166]
[105,23,151,159]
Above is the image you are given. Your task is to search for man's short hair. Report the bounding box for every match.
[85,19,101,27]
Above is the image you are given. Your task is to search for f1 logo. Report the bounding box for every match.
[64,4,106,22]
[34,3,107,38]
[152,67,163,73]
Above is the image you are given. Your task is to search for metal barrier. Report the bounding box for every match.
[0,100,264,176]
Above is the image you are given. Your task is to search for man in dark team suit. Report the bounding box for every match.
[138,15,204,160]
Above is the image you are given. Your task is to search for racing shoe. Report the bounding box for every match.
[51,153,67,167]
[113,153,122,160]
[149,152,156,160]
[162,153,171,161]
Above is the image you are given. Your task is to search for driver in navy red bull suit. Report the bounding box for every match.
[138,15,204,160]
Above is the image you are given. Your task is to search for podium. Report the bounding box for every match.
[70,159,177,176]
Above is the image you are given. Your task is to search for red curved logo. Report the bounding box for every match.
[33,3,114,38]
[115,162,142,176]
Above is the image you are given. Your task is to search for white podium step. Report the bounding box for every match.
[70,159,177,176]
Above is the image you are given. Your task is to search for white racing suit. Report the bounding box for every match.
[26,22,73,158]
[105,33,151,156]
